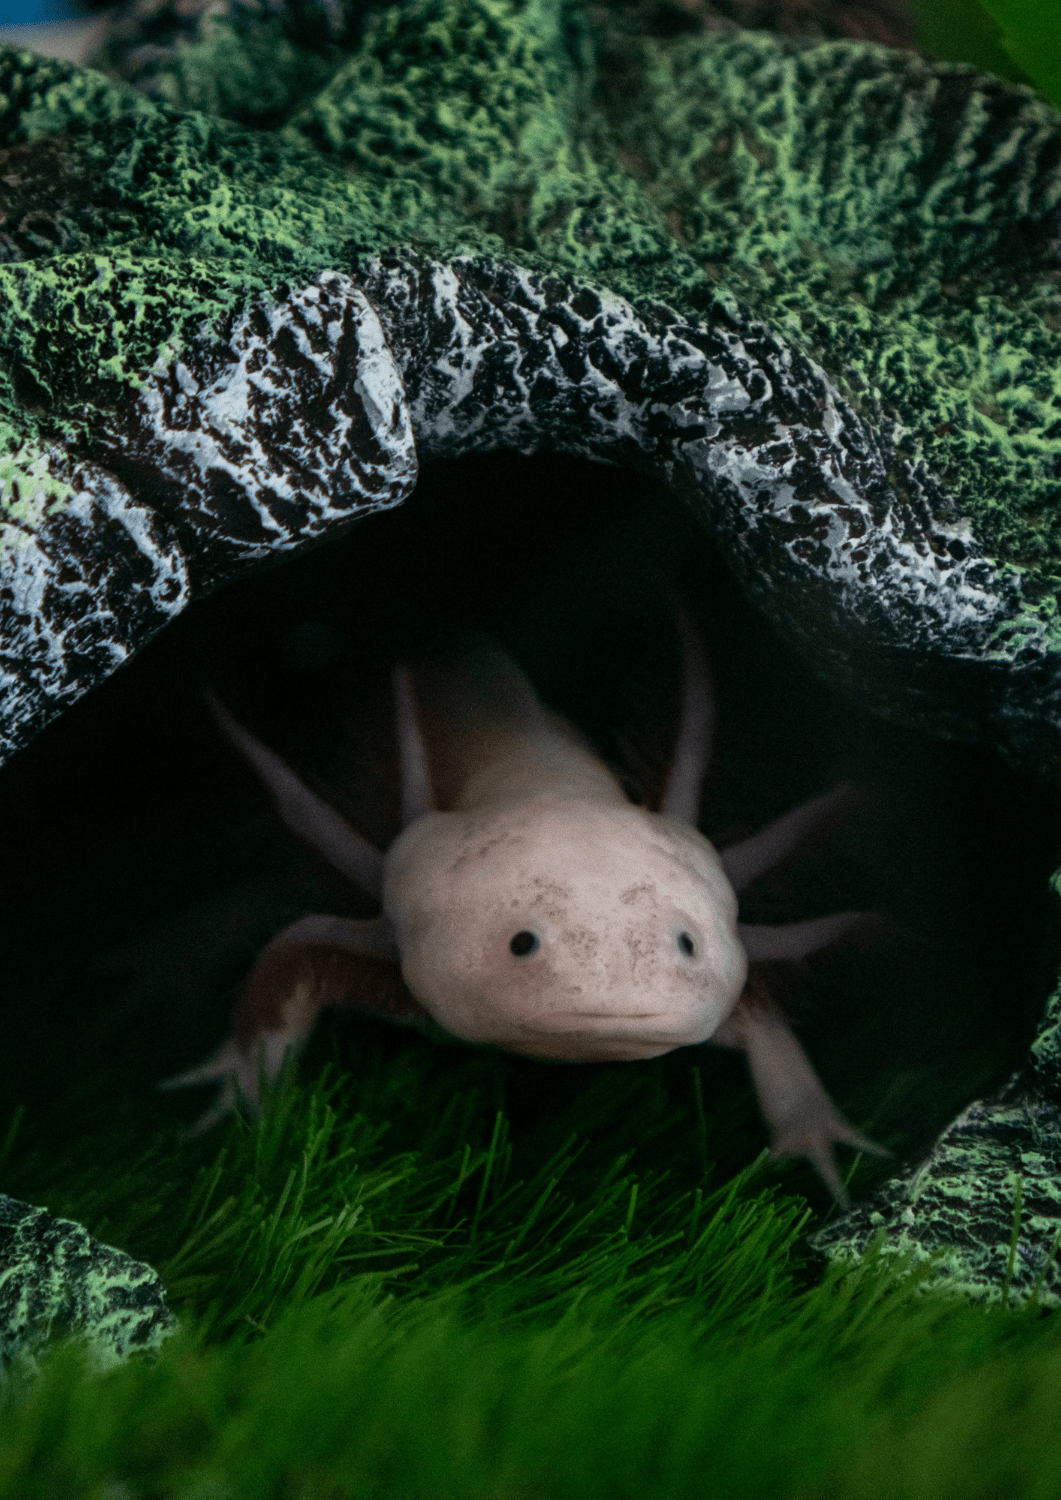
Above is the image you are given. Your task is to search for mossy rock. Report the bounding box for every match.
[0,1193,173,1372]
[1,0,1060,1318]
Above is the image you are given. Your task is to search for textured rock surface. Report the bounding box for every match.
[0,1193,174,1372]
[813,1065,1061,1306]
[0,5,1058,766]
[813,878,1061,1305]
[0,0,1060,1306]
[0,264,415,759]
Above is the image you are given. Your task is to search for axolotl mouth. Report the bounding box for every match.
[504,1020,708,1063]
[502,1003,728,1062]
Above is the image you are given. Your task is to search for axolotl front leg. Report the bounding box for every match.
[712,978,884,1205]
[663,607,889,1203]
[161,683,429,1128]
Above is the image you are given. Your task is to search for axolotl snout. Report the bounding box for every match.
[170,610,888,1202]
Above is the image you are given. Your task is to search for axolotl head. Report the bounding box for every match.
[382,797,748,1061]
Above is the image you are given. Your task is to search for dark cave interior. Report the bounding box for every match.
[0,450,1057,1209]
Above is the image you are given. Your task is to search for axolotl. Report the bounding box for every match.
[169,609,888,1201]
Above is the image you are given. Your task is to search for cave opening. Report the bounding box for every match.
[0,450,1057,1209]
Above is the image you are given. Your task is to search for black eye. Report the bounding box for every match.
[510,930,539,957]
[678,932,696,957]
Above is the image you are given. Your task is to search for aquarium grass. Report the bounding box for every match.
[1,1026,1061,1500]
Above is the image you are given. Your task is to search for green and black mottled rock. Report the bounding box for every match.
[0,3,1058,766]
[0,1194,174,1372]
[0,0,1060,1306]
[813,877,1061,1305]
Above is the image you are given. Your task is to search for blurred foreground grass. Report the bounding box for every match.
[2,1038,1061,1499]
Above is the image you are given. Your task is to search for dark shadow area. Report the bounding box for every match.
[0,451,1058,1212]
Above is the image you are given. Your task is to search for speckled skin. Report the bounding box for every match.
[0,1193,173,1372]
[1,0,1061,1306]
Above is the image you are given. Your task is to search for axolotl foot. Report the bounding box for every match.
[159,1029,306,1133]
[764,1089,890,1208]
[713,981,891,1207]
[161,912,404,1132]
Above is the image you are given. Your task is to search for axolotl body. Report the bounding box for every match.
[171,611,887,1201]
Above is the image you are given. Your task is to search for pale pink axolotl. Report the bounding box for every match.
[167,611,888,1202]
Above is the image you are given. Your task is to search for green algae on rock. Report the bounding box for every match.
[0,0,1060,1313]
[813,874,1061,1307]
[0,1193,174,1373]
[0,6,1058,764]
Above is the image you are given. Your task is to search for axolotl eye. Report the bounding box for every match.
[510,930,540,957]
[677,932,696,957]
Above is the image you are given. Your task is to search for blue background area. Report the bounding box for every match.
[0,0,87,22]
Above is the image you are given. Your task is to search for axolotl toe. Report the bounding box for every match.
[167,608,889,1203]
